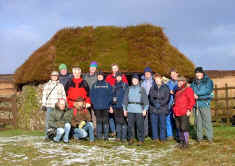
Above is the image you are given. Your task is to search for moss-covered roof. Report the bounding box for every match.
[15,24,195,84]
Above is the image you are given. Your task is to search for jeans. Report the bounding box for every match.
[194,107,213,141]
[53,123,71,142]
[73,122,95,142]
[45,107,53,138]
[116,123,127,141]
[109,113,116,134]
[150,112,166,141]
[166,112,173,137]
[128,113,145,142]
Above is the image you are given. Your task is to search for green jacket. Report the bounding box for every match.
[48,106,73,128]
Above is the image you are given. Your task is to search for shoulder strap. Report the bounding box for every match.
[46,83,58,101]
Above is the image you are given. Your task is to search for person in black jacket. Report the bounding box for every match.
[90,71,113,140]
[149,73,170,143]
[110,72,128,142]
[58,64,73,89]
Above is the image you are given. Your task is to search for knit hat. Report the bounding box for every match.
[132,74,139,80]
[90,61,98,68]
[195,67,204,74]
[144,67,152,74]
[97,71,104,76]
[59,64,67,71]
[51,71,59,76]
[116,72,122,78]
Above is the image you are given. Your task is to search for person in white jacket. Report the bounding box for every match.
[41,71,66,140]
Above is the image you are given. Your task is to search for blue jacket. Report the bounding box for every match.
[90,80,113,110]
[112,81,128,110]
[123,85,149,113]
[140,75,154,96]
[191,74,214,108]
[166,79,178,109]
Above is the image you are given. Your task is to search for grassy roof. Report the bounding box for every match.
[15,24,195,84]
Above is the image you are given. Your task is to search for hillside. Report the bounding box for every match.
[15,24,195,84]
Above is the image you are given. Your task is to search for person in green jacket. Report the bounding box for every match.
[48,98,73,143]
[191,67,214,143]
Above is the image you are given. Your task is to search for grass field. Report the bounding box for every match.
[0,126,234,166]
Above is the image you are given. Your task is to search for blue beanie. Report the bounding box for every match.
[144,67,152,73]
[132,74,139,80]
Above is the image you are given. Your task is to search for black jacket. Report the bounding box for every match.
[149,83,170,114]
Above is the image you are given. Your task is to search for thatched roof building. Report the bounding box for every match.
[15,24,194,84]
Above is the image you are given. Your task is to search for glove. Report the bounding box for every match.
[79,121,86,129]
[41,106,47,112]
[154,103,161,109]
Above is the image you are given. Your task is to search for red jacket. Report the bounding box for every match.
[173,85,195,116]
[66,78,91,115]
[105,73,128,86]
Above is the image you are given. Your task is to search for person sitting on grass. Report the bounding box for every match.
[90,71,113,140]
[110,72,128,142]
[173,76,195,149]
[48,98,73,143]
[123,74,149,146]
[72,97,95,143]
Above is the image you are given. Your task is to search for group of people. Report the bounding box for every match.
[41,62,214,148]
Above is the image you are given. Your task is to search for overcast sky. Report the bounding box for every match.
[1,0,235,74]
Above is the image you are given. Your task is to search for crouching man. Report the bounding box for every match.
[48,98,73,143]
[72,97,95,142]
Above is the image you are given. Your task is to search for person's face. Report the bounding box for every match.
[51,75,58,81]
[112,65,119,74]
[60,69,67,76]
[132,78,139,85]
[98,75,104,81]
[196,72,204,80]
[145,72,152,79]
[116,76,122,82]
[154,77,162,85]
[177,80,185,88]
[74,101,83,109]
[89,67,96,73]
[170,71,178,80]
[72,69,81,78]
[58,99,66,110]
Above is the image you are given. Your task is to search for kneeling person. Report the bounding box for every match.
[72,97,95,142]
[48,98,73,143]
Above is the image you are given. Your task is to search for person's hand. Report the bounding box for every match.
[186,110,191,116]
[142,110,147,117]
[170,90,174,95]
[86,103,91,108]
[41,106,47,112]
[124,110,128,117]
[109,107,114,113]
[194,94,198,99]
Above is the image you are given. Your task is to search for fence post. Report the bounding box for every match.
[225,83,230,125]
[11,94,17,128]
[214,84,218,123]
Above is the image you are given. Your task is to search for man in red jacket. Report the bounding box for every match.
[105,64,128,137]
[65,66,91,116]
[173,76,195,149]
[105,64,128,86]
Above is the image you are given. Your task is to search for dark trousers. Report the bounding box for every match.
[114,109,127,140]
[175,115,190,144]
[150,112,166,141]
[94,110,109,139]
[128,113,145,142]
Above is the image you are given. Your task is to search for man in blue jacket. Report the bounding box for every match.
[90,71,113,140]
[191,67,214,143]
[166,69,179,140]
[123,74,149,146]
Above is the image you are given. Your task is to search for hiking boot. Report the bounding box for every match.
[137,141,143,146]
[167,136,174,141]
[128,139,134,145]
[116,138,121,142]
